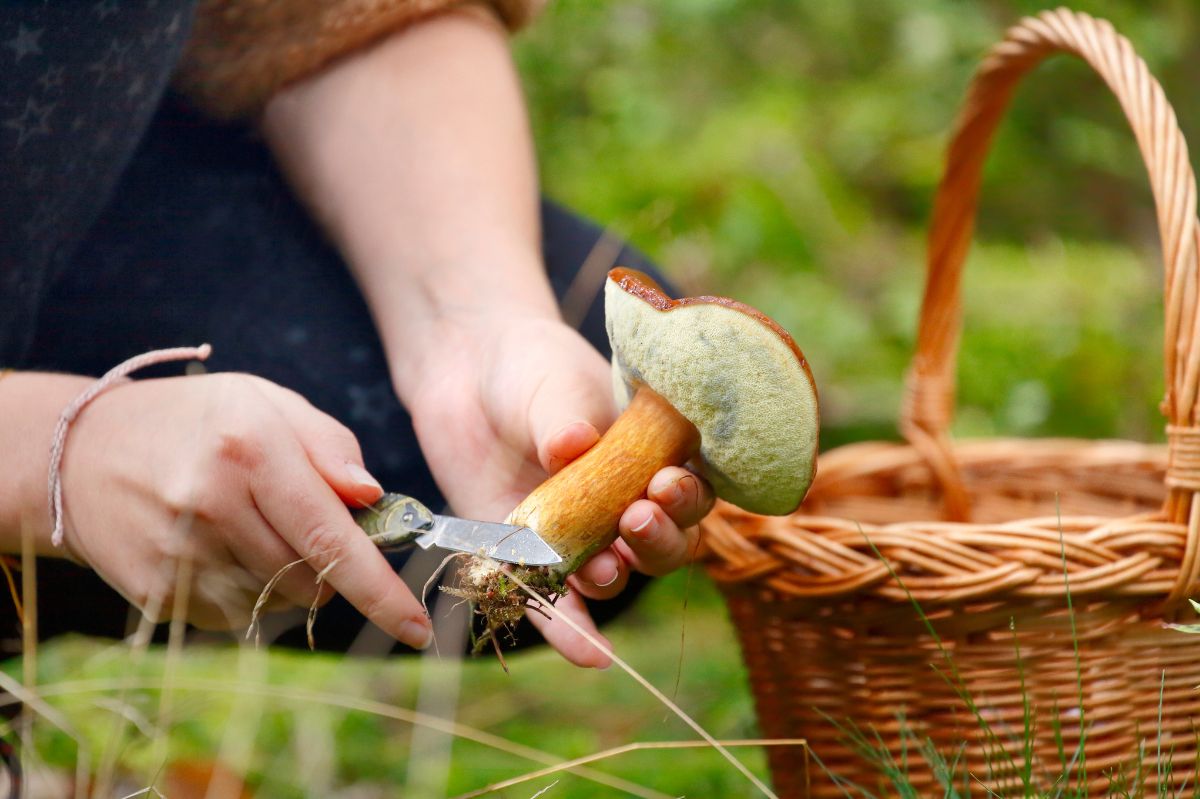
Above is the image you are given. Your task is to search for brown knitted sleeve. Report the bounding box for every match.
[175,0,545,120]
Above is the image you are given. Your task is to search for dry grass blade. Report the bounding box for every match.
[453,738,808,799]
[0,555,20,624]
[209,646,270,799]
[92,553,173,795]
[505,571,780,798]
[561,226,623,328]
[19,518,38,795]
[307,559,340,649]
[0,669,90,799]
[117,788,166,799]
[5,677,669,799]
[422,552,468,659]
[249,548,350,649]
[404,596,467,799]
[246,555,310,646]
[148,537,195,781]
[526,779,560,799]
[91,697,159,740]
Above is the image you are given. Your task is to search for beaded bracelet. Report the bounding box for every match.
[48,344,212,547]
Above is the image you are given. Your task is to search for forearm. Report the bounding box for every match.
[261,7,555,404]
[0,372,94,555]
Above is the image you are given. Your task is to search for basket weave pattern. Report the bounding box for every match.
[703,9,1200,796]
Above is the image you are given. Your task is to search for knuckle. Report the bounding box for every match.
[355,581,395,622]
[320,422,362,460]
[296,521,347,570]
[213,427,268,472]
[161,480,196,517]
[162,471,226,521]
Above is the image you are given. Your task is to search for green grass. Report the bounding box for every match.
[4,571,777,798]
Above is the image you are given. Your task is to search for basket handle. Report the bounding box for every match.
[903,9,1200,538]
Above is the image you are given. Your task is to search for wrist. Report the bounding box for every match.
[390,304,571,412]
[0,372,95,556]
[369,250,564,397]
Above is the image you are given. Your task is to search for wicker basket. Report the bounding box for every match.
[702,9,1200,797]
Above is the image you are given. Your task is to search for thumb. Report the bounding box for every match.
[526,367,616,476]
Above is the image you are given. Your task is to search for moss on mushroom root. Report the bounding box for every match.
[442,557,570,654]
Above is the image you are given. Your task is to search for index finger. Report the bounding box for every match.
[249,446,433,649]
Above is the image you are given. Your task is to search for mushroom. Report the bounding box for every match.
[454,267,819,639]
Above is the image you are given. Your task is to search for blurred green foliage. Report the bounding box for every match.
[517,0,1199,448]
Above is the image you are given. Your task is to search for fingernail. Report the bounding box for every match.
[555,419,594,437]
[345,462,382,492]
[398,617,433,650]
[667,478,687,507]
[674,473,703,506]
[629,511,657,540]
[593,566,620,588]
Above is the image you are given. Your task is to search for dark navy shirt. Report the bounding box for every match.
[0,1,199,364]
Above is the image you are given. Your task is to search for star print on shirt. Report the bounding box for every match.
[93,0,119,20]
[87,39,132,88]
[348,383,399,428]
[4,97,55,148]
[87,38,135,87]
[35,65,65,93]
[5,24,43,63]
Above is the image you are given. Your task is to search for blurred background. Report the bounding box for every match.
[10,0,1200,796]
[526,0,1198,451]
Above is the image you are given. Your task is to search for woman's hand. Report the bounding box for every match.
[44,373,434,647]
[404,313,715,668]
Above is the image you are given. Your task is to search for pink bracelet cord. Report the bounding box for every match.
[48,344,213,548]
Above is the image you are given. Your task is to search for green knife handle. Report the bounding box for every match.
[353,492,435,550]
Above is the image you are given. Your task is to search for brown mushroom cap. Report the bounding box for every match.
[604,268,819,515]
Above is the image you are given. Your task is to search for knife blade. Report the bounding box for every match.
[355,493,561,567]
[416,515,562,567]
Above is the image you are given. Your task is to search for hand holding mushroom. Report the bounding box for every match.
[401,304,717,667]
[455,268,820,657]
